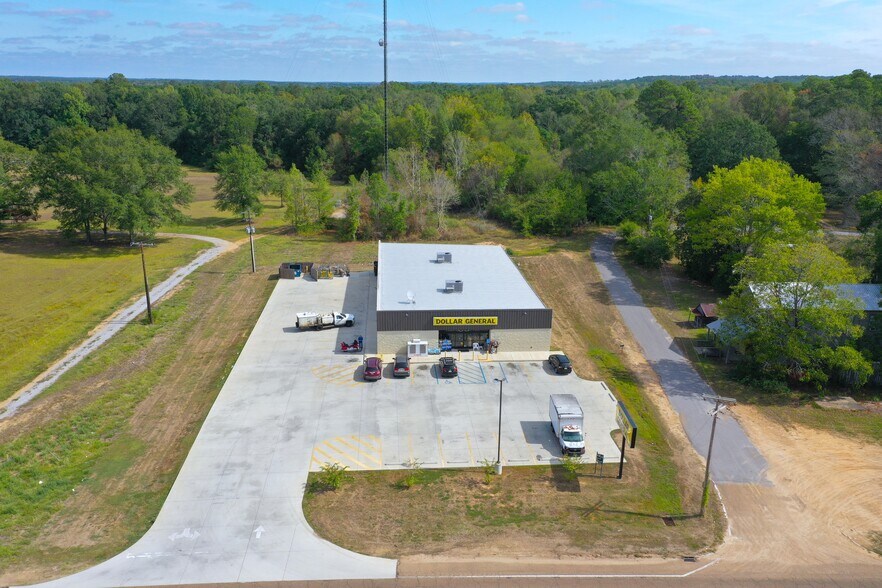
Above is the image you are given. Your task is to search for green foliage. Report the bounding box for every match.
[636,80,701,140]
[679,158,825,290]
[558,455,583,481]
[688,110,780,179]
[723,242,865,386]
[214,144,266,217]
[397,459,425,489]
[0,136,37,222]
[309,462,350,493]
[480,459,497,485]
[623,222,674,268]
[34,125,191,242]
[617,220,640,241]
[339,176,361,241]
[827,346,873,391]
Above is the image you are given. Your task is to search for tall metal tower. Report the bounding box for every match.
[381,0,388,180]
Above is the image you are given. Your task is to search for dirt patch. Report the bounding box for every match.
[718,405,882,566]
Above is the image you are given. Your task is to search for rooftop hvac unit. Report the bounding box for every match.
[436,251,453,263]
[445,279,463,293]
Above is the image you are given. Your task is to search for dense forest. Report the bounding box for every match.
[2,70,882,388]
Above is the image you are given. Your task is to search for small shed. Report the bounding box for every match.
[691,303,719,327]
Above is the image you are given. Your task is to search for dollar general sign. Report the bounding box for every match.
[432,316,499,327]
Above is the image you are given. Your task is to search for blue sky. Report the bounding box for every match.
[0,1,879,82]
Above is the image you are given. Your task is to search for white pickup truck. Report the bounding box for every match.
[295,311,355,330]
[549,394,586,456]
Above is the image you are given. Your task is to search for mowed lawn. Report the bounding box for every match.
[0,230,210,402]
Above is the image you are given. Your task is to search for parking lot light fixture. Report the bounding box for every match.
[494,377,503,475]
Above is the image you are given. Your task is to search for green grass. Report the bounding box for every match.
[0,231,210,403]
[0,235,291,577]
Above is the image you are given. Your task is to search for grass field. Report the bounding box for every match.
[617,248,882,445]
[0,230,210,403]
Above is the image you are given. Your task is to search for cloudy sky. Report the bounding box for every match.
[1,0,880,82]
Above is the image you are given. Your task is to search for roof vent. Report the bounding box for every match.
[445,279,463,293]
[436,251,452,263]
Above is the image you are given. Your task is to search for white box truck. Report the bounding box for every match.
[549,394,586,456]
[295,311,355,330]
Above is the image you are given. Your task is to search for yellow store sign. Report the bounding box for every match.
[433,316,498,327]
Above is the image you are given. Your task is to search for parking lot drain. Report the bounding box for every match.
[662,516,676,527]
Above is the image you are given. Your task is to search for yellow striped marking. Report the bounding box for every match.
[323,441,373,470]
[334,437,382,465]
[351,435,381,453]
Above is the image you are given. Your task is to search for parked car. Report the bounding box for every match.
[393,355,410,378]
[364,357,383,381]
[439,356,458,378]
[548,354,572,374]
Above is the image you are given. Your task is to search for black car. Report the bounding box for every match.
[393,355,410,378]
[439,356,458,378]
[548,354,572,374]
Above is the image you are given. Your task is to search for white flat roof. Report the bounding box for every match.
[377,242,546,311]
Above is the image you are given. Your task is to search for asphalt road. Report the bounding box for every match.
[591,234,769,484]
[0,233,232,420]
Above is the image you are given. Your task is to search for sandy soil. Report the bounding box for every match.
[717,405,882,569]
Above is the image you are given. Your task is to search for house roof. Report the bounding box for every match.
[376,242,546,311]
[692,303,718,318]
[748,283,882,312]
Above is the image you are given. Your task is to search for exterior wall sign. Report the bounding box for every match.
[432,316,499,327]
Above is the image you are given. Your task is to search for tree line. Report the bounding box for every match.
[2,70,882,389]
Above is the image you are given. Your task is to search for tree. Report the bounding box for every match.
[307,169,334,227]
[428,168,458,231]
[857,190,882,282]
[737,83,793,139]
[723,242,867,386]
[390,146,429,231]
[443,131,471,182]
[269,164,309,229]
[339,176,361,241]
[214,144,266,218]
[34,125,191,242]
[0,137,37,222]
[679,158,825,289]
[636,80,701,140]
[688,110,780,179]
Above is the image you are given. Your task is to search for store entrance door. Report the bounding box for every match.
[439,330,490,350]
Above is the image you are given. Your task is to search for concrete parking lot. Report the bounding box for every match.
[31,272,622,588]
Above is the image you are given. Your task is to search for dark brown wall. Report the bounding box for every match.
[377,308,552,331]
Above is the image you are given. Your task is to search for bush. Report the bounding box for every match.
[398,458,424,489]
[559,455,583,481]
[308,462,349,492]
[617,220,640,241]
[828,346,874,391]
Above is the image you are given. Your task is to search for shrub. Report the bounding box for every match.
[559,455,583,481]
[309,462,349,492]
[617,220,640,241]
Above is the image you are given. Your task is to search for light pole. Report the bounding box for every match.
[131,241,153,324]
[700,395,736,516]
[493,377,504,475]
[245,211,256,273]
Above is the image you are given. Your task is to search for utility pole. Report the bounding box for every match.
[132,241,153,324]
[245,211,256,273]
[381,0,388,181]
[700,395,736,516]
[494,377,504,475]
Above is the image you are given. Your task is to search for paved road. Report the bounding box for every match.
[591,234,769,484]
[0,234,233,420]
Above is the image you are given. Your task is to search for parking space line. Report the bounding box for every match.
[465,432,475,466]
[437,433,446,467]
[521,426,537,464]
[498,362,508,382]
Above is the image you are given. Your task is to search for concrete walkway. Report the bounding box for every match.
[591,234,768,484]
[0,233,232,420]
